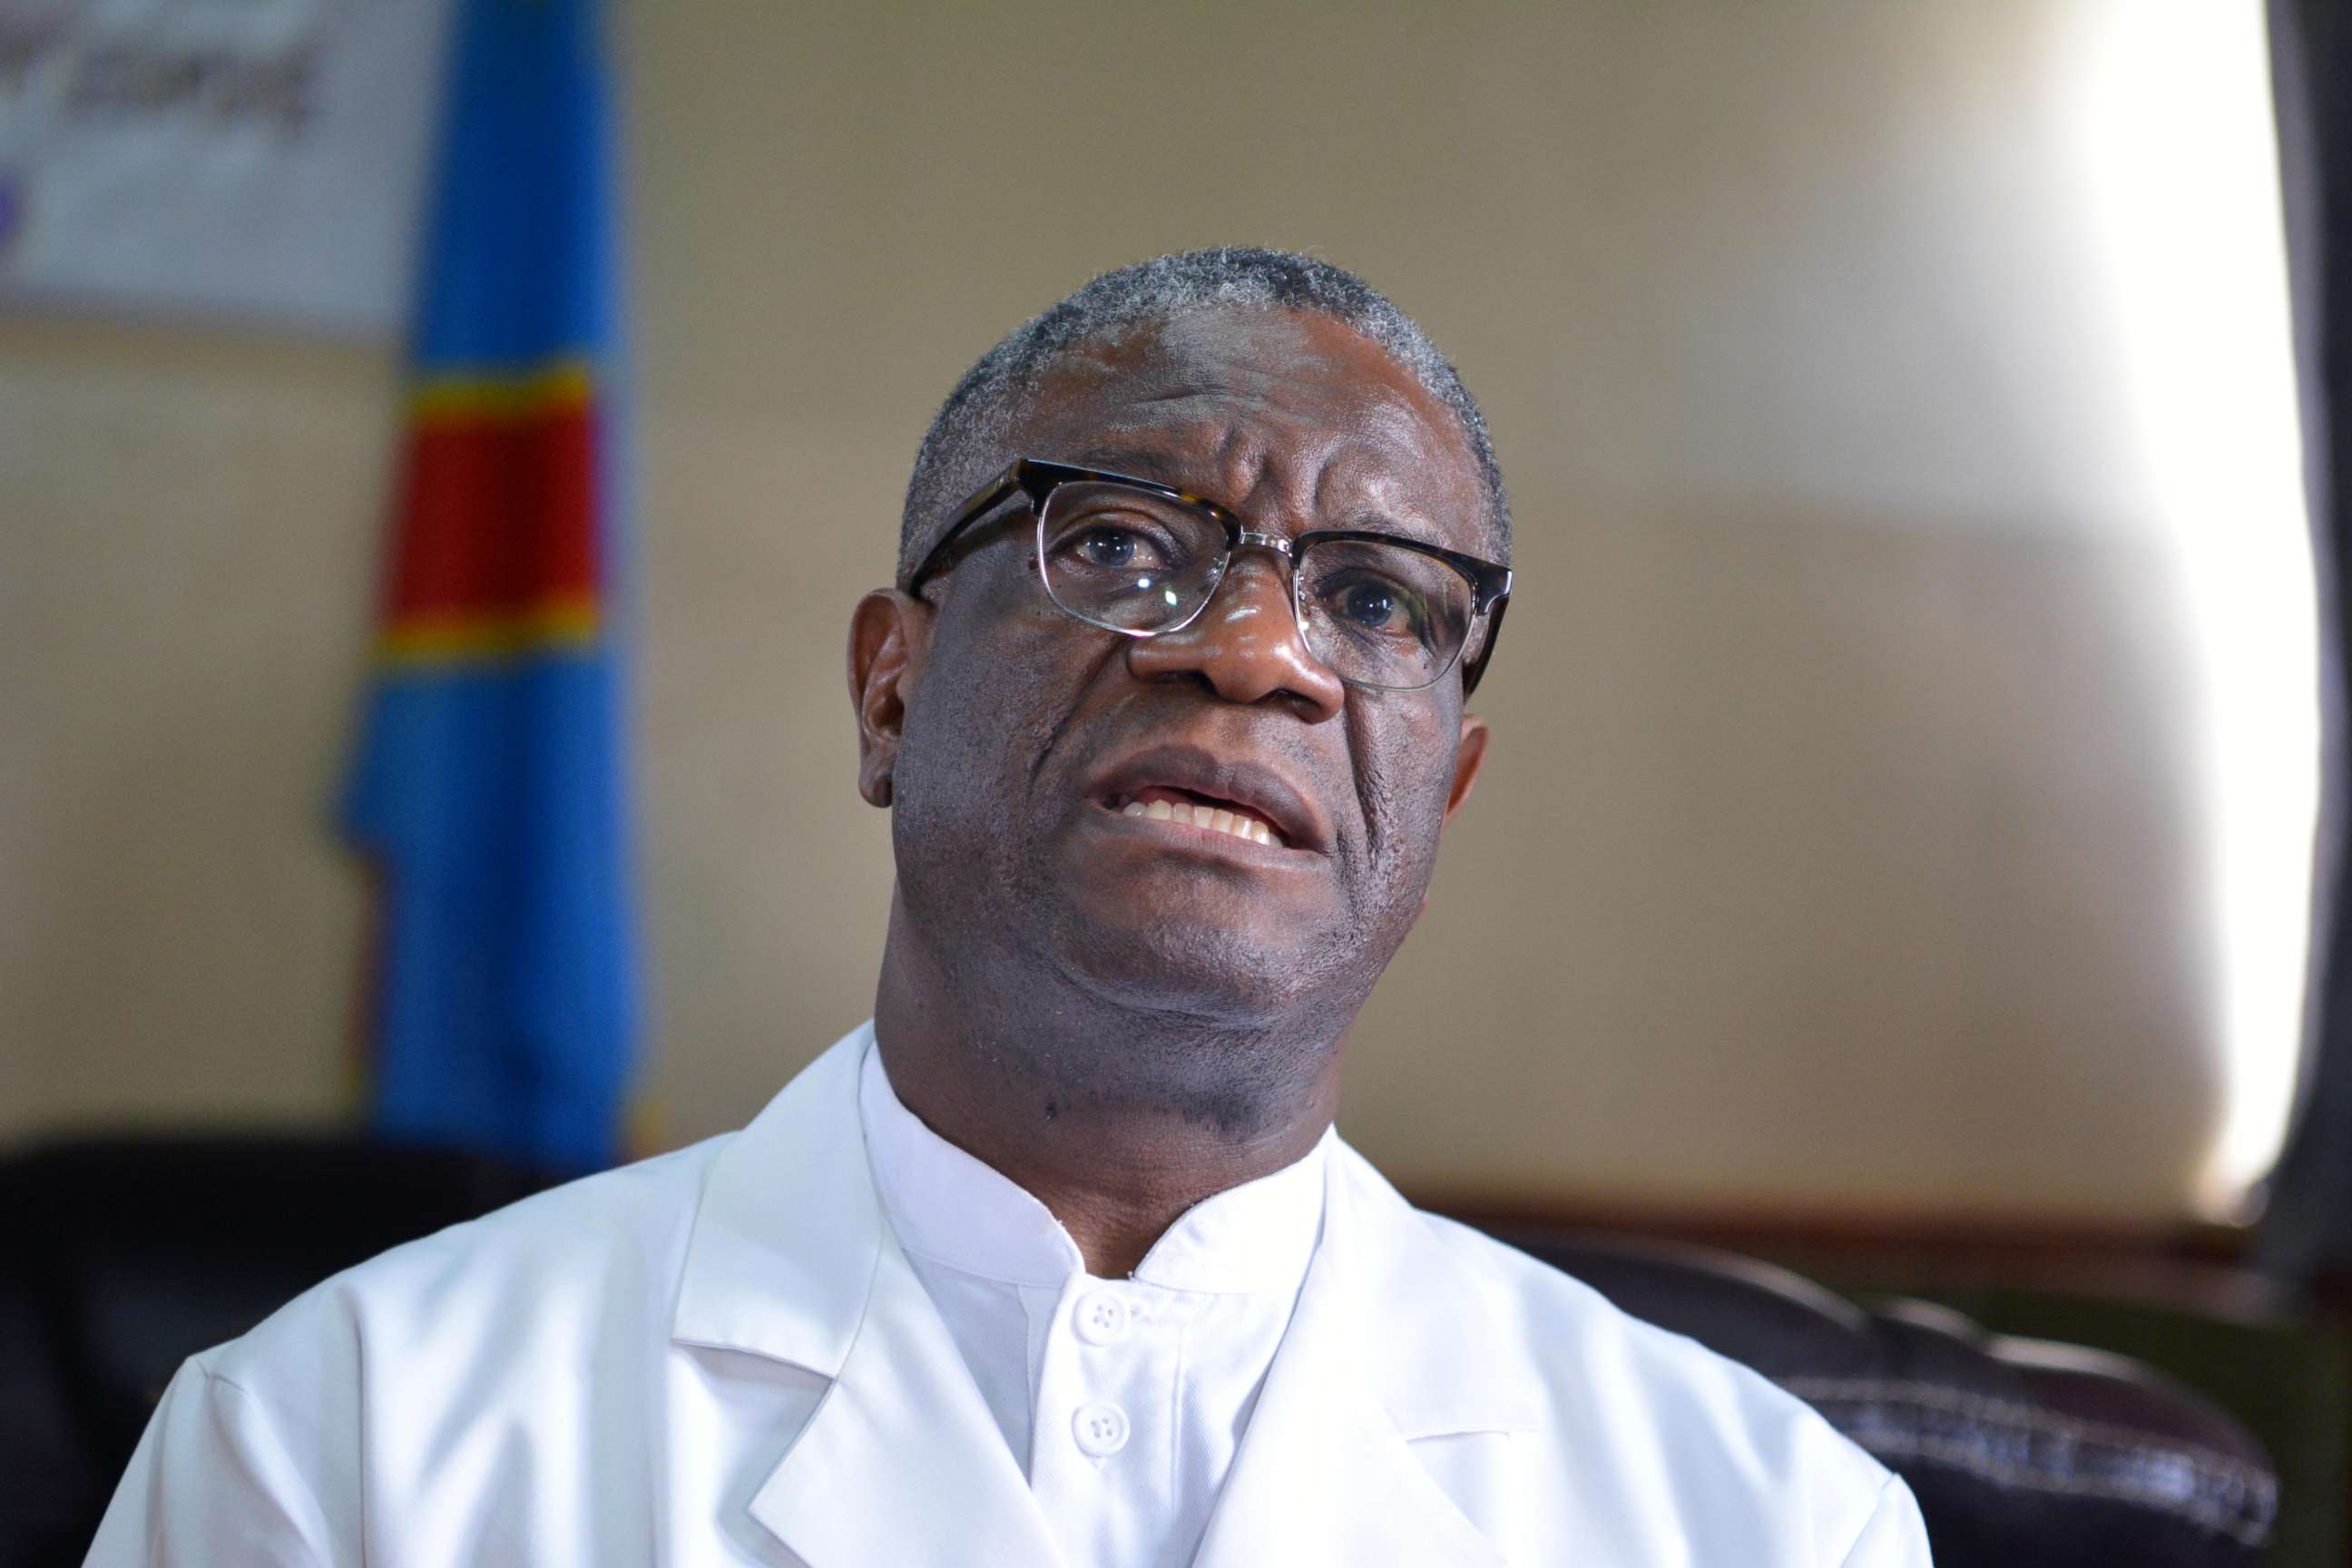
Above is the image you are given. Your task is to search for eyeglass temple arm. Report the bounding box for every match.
[903,466,1030,593]
[1460,593,1509,698]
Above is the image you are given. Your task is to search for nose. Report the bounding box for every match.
[1124,551,1348,720]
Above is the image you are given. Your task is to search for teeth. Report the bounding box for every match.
[1115,796,1279,847]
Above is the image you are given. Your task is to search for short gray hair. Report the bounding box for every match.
[897,248,1509,583]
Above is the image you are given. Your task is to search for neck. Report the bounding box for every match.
[870,894,1343,1278]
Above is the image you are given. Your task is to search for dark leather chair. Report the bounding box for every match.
[0,1134,556,1566]
[0,1136,2280,1566]
[1497,1230,2278,1566]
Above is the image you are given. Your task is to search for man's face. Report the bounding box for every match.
[870,307,1494,1055]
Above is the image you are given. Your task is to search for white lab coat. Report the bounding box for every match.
[87,1024,1931,1565]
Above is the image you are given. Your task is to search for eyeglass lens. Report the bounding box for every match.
[1035,481,1475,690]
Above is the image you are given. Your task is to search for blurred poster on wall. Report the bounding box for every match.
[0,0,455,334]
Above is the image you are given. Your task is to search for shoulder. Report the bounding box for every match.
[196,1025,880,1409]
[1332,1144,1916,1562]
[102,1137,744,1563]
[201,1135,730,1396]
[1423,1200,1878,1451]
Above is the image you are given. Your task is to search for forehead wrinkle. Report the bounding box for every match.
[1066,442,1189,485]
[1057,436,1269,517]
[1306,454,1463,553]
[1211,420,1255,495]
[1058,420,1295,523]
[1032,343,1475,543]
[1074,426,1455,554]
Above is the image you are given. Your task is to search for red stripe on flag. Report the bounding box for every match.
[383,403,601,624]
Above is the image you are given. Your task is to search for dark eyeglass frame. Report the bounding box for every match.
[901,457,1514,695]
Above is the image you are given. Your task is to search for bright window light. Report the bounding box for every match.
[2063,0,2318,1220]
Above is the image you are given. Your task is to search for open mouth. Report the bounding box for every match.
[1098,786,1287,848]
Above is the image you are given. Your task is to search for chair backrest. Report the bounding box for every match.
[0,1132,558,1564]
[1494,1229,2277,1567]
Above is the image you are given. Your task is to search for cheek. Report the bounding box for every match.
[1347,704,1461,886]
[894,574,1088,825]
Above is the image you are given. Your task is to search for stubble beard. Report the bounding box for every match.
[893,793,1408,1140]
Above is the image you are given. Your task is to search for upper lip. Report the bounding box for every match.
[1084,742,1330,852]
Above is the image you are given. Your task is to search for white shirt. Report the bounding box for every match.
[860,1043,1327,1568]
[87,1021,1932,1565]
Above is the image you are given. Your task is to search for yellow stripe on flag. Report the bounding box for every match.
[375,595,603,668]
[408,358,596,425]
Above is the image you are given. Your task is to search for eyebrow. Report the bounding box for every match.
[1059,445,1459,552]
[1067,445,1191,488]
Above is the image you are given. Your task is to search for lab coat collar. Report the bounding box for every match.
[1190,1149,1539,1568]
[861,1035,1331,1297]
[1334,1146,1547,1444]
[670,1022,882,1377]
[673,1024,1067,1563]
[672,1022,1543,1566]
[747,1220,1067,1564]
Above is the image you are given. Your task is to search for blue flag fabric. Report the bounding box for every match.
[338,0,639,1172]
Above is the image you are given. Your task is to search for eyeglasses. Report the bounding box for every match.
[901,457,1514,694]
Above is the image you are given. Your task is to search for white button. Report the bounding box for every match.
[1073,1401,1130,1457]
[1074,1289,1130,1345]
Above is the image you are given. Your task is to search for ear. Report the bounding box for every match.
[1410,712,1493,925]
[1442,711,1490,828]
[848,590,932,808]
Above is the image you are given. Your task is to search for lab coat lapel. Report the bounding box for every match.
[748,1230,1064,1568]
[1190,1149,1529,1568]
[671,1025,1063,1568]
[673,1029,1534,1566]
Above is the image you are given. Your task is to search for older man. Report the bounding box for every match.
[88,250,1930,1566]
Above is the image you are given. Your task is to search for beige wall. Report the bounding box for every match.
[0,2,2306,1221]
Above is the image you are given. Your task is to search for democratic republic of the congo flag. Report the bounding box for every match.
[338,0,639,1172]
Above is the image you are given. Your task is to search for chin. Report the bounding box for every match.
[1024,923,1346,1135]
[1043,903,1357,1032]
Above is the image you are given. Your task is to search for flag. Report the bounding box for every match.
[338,0,638,1172]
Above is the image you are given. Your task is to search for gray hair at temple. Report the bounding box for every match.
[897,248,1511,583]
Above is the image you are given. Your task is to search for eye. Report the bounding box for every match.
[1049,517,1183,576]
[1314,567,1426,642]
[1041,486,1213,582]
[1338,580,1401,630]
[1077,525,1145,570]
